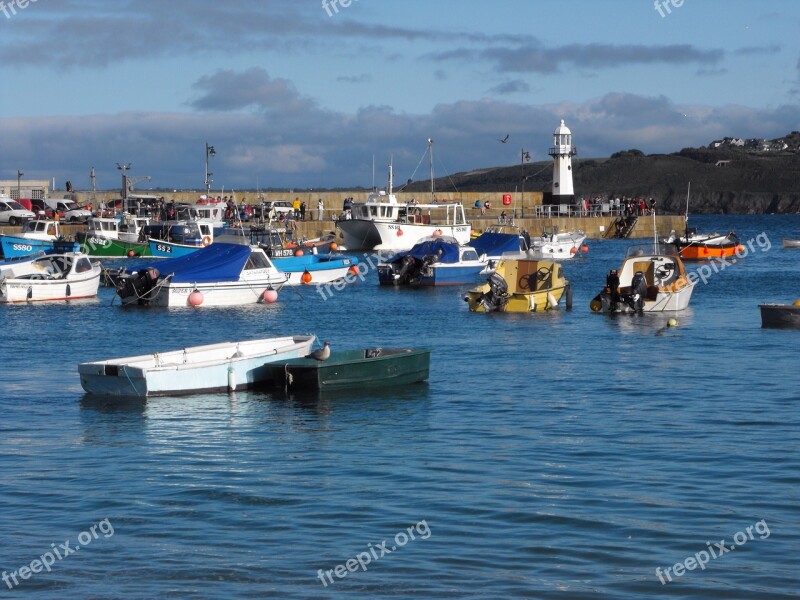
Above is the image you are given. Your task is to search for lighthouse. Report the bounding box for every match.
[547,119,577,206]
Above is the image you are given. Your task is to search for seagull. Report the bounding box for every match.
[498,134,510,143]
[306,341,331,361]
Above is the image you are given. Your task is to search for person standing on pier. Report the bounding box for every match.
[318,198,324,220]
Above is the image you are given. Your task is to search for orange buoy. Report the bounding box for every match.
[433,229,443,236]
[329,242,338,251]
[201,235,212,247]
[188,290,204,307]
[397,229,404,237]
[295,249,304,256]
[348,265,360,277]
[581,244,589,253]
[301,270,313,284]
[304,241,314,247]
[570,247,578,255]
[262,288,278,303]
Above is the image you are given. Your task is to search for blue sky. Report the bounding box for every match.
[1,0,799,190]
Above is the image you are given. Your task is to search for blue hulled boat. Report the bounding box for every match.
[377,236,486,286]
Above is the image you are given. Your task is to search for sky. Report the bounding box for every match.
[1,0,799,191]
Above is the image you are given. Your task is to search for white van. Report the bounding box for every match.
[0,197,36,225]
[43,198,93,223]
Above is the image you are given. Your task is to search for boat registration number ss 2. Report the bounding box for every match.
[155,245,172,254]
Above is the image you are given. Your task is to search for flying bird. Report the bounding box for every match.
[306,341,331,361]
[498,134,510,143]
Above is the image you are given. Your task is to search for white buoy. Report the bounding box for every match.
[227,364,237,391]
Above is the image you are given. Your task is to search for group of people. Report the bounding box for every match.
[577,196,656,217]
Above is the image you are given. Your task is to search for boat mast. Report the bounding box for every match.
[428,138,434,202]
[684,181,691,237]
[388,157,393,195]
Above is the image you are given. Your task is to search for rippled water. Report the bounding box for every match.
[0,215,798,598]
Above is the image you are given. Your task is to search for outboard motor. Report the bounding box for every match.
[395,255,417,285]
[630,270,648,311]
[117,267,160,304]
[480,272,510,312]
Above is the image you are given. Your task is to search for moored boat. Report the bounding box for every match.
[0,252,101,303]
[268,347,431,391]
[377,236,485,286]
[77,215,151,258]
[0,220,80,259]
[272,253,359,286]
[759,301,800,328]
[465,259,571,312]
[529,226,587,259]
[590,243,694,313]
[114,243,289,307]
[78,335,317,397]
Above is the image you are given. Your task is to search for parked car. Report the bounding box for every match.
[0,197,36,225]
[259,201,294,218]
[43,198,93,223]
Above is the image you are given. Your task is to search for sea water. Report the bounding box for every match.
[0,215,798,598]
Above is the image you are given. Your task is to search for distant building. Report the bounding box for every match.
[0,179,50,200]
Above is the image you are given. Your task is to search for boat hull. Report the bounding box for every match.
[272,254,358,286]
[77,233,151,258]
[0,235,80,259]
[149,239,203,258]
[466,259,571,312]
[677,243,740,260]
[0,266,101,303]
[270,348,431,391]
[379,262,484,286]
[338,219,471,251]
[120,275,288,307]
[760,304,800,328]
[78,336,316,398]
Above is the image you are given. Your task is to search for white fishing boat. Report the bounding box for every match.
[114,243,289,307]
[529,227,587,259]
[78,335,317,397]
[590,243,694,313]
[0,252,101,303]
[336,143,471,251]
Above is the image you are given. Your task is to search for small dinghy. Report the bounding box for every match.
[0,252,101,303]
[78,335,316,397]
[759,300,800,329]
[269,347,431,392]
[464,259,572,313]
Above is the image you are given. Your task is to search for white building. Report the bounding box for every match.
[0,179,50,200]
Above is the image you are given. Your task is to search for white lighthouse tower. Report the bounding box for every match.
[547,119,577,206]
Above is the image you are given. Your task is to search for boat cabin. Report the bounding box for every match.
[21,220,61,240]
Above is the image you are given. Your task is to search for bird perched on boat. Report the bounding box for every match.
[306,341,331,361]
[498,134,510,143]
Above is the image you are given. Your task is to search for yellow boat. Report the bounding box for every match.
[464,259,572,313]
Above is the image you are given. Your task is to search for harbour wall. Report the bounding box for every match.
[0,215,685,241]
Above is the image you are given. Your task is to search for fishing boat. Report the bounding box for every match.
[77,215,151,258]
[782,238,800,249]
[529,226,587,259]
[377,236,485,286]
[78,335,317,398]
[114,243,289,307]
[146,221,218,258]
[272,254,359,286]
[465,259,572,312]
[759,301,800,328]
[269,347,431,392]
[0,220,80,259]
[590,243,694,313]
[663,183,742,260]
[0,252,101,303]
[336,147,471,251]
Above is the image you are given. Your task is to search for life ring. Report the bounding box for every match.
[202,236,212,247]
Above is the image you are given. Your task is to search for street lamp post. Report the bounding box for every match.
[520,149,530,215]
[205,143,216,197]
[16,170,23,200]
[116,162,131,211]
